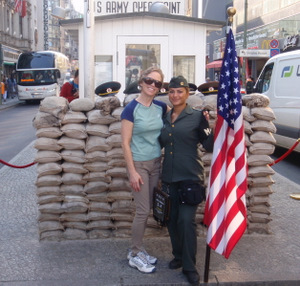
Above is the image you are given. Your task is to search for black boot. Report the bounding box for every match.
[182,269,200,285]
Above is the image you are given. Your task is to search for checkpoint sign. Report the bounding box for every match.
[270,39,279,49]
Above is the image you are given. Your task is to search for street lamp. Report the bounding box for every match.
[242,0,248,88]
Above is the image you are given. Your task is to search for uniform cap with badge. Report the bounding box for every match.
[157,82,169,96]
[95,81,121,97]
[168,75,189,88]
[197,81,219,95]
[123,81,140,95]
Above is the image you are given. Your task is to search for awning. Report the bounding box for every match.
[206,60,223,69]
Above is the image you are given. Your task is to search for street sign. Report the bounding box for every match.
[270,49,280,57]
[270,39,279,49]
[239,49,270,58]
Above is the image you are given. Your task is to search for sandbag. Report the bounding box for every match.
[35,150,62,163]
[61,150,86,164]
[39,97,68,119]
[36,127,63,138]
[61,110,87,124]
[33,111,61,129]
[69,98,95,112]
[86,123,110,137]
[34,138,62,151]
[58,136,85,150]
[61,123,87,139]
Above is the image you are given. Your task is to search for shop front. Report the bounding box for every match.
[211,16,300,86]
[1,45,20,76]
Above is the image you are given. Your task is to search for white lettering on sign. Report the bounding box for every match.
[238,49,270,58]
[94,0,185,15]
[283,35,299,51]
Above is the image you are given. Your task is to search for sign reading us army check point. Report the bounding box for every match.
[94,0,185,15]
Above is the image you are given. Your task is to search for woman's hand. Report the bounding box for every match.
[129,170,144,192]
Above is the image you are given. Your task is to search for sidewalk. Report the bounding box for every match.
[0,96,22,110]
[0,141,299,286]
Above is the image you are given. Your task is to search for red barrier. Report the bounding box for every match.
[269,138,300,166]
[0,159,36,169]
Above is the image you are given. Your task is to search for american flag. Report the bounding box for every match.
[14,0,26,18]
[203,28,248,259]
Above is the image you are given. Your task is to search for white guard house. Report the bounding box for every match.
[60,11,224,101]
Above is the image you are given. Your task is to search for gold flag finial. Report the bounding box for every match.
[227,7,236,25]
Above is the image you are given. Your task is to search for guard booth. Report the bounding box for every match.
[60,12,224,100]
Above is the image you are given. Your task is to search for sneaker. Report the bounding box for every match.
[129,254,156,274]
[127,250,157,265]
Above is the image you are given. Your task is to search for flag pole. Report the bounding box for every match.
[203,244,211,282]
[203,7,237,283]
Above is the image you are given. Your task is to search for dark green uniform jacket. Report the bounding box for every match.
[160,104,214,184]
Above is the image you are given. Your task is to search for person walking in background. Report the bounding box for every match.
[7,74,16,99]
[246,76,254,94]
[160,76,214,285]
[121,66,169,274]
[1,75,8,102]
[60,69,79,103]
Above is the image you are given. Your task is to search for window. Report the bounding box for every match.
[255,63,274,93]
[94,55,113,87]
[125,44,160,86]
[173,56,195,84]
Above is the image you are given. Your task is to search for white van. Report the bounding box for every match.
[254,50,300,153]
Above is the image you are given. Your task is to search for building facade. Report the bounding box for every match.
[0,0,43,77]
[211,0,300,84]
[0,0,80,78]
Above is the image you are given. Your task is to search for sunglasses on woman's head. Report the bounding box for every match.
[142,77,163,89]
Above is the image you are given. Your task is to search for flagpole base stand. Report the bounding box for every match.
[290,193,300,200]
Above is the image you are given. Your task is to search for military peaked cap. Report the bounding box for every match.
[95,81,121,97]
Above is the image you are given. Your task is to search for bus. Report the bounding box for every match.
[16,51,70,102]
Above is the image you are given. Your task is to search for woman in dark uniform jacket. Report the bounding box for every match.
[160,76,214,285]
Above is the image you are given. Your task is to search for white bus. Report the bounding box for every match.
[16,51,70,102]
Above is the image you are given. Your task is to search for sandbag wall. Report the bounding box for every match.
[33,92,276,241]
[33,96,169,241]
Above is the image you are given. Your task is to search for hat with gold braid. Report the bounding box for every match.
[95,81,121,97]
[197,81,219,95]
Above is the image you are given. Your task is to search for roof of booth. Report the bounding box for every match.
[60,12,225,49]
[60,11,226,27]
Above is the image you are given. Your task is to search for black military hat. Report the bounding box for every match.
[123,81,140,95]
[95,81,121,97]
[168,75,189,88]
[157,82,169,96]
[188,83,197,92]
[197,81,219,95]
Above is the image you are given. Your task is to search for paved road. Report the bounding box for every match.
[0,101,38,169]
[271,147,300,185]
[0,141,299,286]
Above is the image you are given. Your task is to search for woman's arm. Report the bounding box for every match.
[121,119,144,192]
